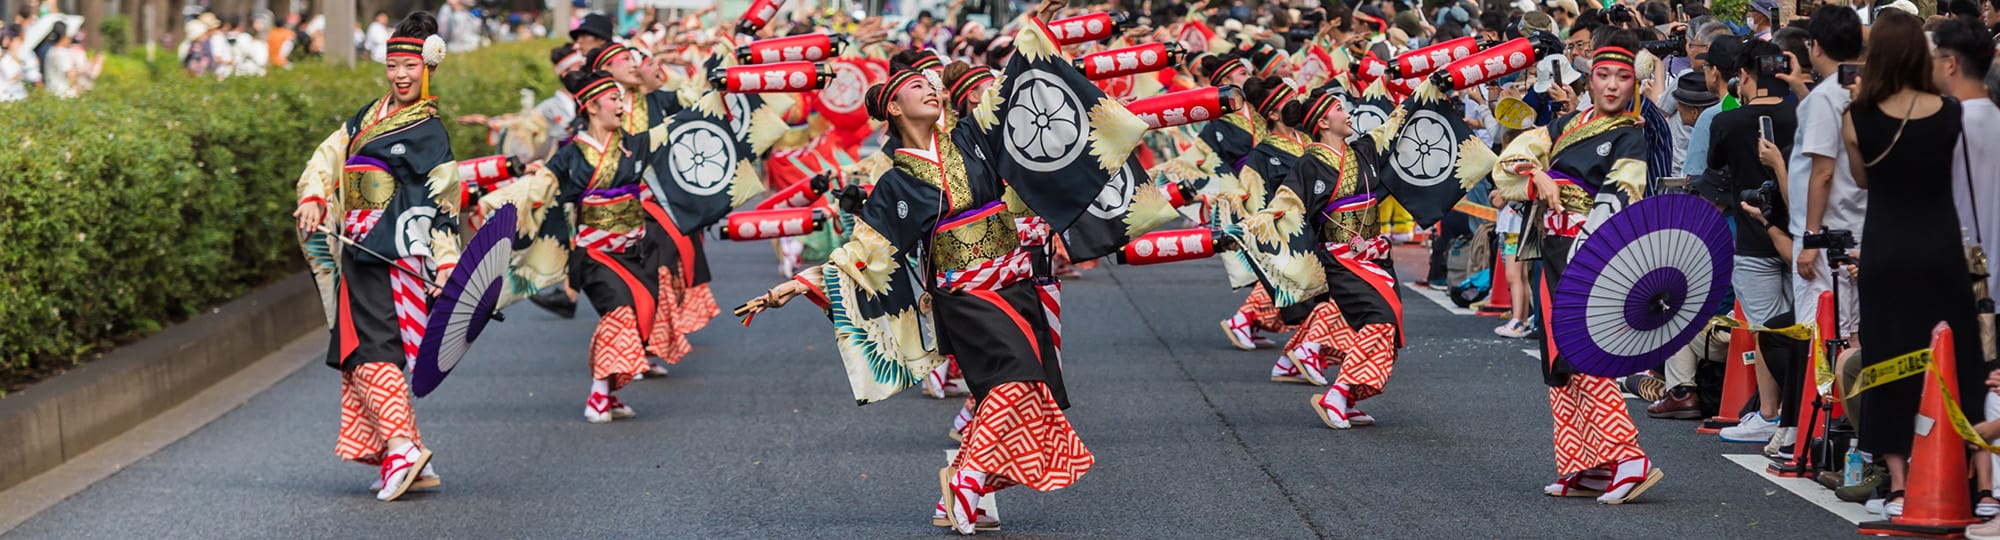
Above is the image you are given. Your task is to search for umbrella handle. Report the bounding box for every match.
[312,227,507,328]
[315,226,449,290]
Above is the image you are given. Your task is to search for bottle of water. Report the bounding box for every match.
[1844,447,1866,486]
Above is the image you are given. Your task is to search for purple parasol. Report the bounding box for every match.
[412,204,517,397]
[1550,194,1733,378]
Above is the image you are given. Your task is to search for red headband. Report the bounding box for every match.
[1591,46,1635,74]
[870,70,924,120]
[948,66,995,108]
[574,76,621,108]
[590,43,630,72]
[1255,83,1297,118]
[1302,91,1342,136]
[386,37,425,61]
[1209,59,1246,87]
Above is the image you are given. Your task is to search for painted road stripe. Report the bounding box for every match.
[1723,454,1874,524]
[943,450,1001,520]
[1403,282,1476,316]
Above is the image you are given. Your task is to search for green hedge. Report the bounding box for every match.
[0,40,562,386]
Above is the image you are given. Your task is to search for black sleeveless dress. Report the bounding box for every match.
[1851,97,1985,455]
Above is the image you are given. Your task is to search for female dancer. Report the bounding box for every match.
[1490,31,1662,503]
[291,12,455,502]
[1264,85,1404,421]
[533,68,700,423]
[1222,76,1306,360]
[738,1,1129,532]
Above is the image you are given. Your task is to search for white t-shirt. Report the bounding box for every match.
[0,52,27,102]
[1785,80,1865,240]
[365,22,391,63]
[1955,98,2000,294]
[41,46,77,98]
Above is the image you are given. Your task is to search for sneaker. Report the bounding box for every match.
[375,444,434,502]
[1835,464,1885,503]
[371,463,441,492]
[527,286,577,319]
[1761,428,1796,459]
[1968,516,2000,540]
[1494,319,1533,339]
[1645,388,1703,420]
[1718,412,1781,443]
[585,392,616,424]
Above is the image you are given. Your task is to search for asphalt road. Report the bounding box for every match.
[5,240,1857,539]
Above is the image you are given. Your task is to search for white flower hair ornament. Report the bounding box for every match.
[423,35,447,67]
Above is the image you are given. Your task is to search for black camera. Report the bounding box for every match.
[1802,228,1858,266]
[1740,180,1780,216]
[1639,27,1688,58]
[1287,27,1318,41]
[1606,4,1636,25]
[1801,228,1855,250]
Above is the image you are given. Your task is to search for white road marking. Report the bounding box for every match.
[1723,454,1875,525]
[943,450,1000,520]
[1403,283,1477,316]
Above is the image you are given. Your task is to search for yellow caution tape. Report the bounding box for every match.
[1931,366,2000,454]
[1844,348,1933,399]
[1705,317,1837,391]
[1831,346,2000,453]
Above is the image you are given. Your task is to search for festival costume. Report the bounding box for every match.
[1224,128,1306,351]
[295,34,459,499]
[1489,49,1660,500]
[1282,133,1405,421]
[780,19,1146,534]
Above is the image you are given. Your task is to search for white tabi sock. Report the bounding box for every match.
[591,379,610,396]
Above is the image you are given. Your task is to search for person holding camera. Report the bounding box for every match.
[1708,39,1809,448]
[1839,9,1987,518]
[1787,8,1865,369]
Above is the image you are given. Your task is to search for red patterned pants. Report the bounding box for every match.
[951,382,1093,492]
[1548,373,1646,476]
[336,363,421,465]
[1237,288,1291,332]
[1285,302,1398,400]
[591,306,654,390]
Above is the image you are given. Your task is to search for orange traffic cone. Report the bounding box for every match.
[1700,302,1758,434]
[1479,248,1511,316]
[1858,322,1978,538]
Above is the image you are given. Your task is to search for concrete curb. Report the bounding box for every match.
[0,273,323,492]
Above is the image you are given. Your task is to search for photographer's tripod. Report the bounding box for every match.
[1771,231,1857,478]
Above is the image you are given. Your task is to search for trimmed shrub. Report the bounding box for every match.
[0,40,562,387]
